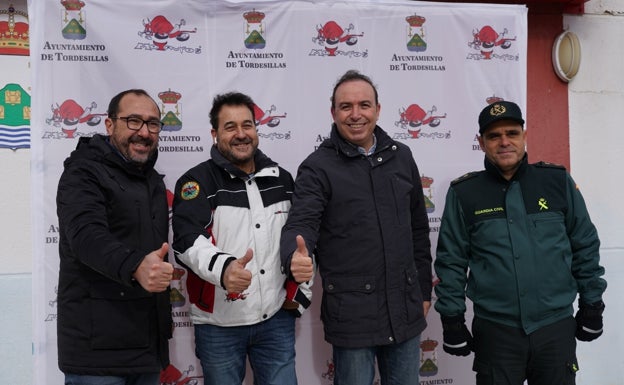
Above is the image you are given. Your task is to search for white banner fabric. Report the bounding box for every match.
[30,1,527,384]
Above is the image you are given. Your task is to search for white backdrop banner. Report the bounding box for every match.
[29,1,527,384]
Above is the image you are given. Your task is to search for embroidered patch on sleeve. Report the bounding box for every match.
[181,181,200,200]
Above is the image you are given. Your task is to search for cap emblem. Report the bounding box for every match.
[490,104,507,117]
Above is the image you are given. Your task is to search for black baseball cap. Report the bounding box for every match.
[478,101,525,134]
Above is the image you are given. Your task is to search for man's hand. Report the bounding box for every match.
[133,243,173,293]
[223,249,253,293]
[575,300,605,342]
[441,315,473,356]
[290,235,313,284]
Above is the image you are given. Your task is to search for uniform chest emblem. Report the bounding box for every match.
[538,197,549,210]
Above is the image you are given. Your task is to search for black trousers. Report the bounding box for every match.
[472,316,578,385]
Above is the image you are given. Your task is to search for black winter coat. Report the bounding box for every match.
[281,125,432,348]
[56,134,172,375]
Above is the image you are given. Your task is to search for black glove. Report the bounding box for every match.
[575,300,605,342]
[441,315,473,356]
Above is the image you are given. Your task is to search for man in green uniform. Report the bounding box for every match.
[434,101,606,385]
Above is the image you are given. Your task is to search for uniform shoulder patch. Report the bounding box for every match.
[180,181,200,200]
[534,161,566,170]
[450,171,479,185]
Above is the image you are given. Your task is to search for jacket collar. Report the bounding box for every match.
[327,123,394,157]
[484,152,529,182]
[70,134,159,176]
[210,144,278,179]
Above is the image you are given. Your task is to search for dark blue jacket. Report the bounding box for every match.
[56,134,172,375]
[281,125,432,348]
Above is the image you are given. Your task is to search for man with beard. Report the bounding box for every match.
[172,92,312,385]
[56,89,173,385]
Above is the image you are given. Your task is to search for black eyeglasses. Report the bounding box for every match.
[112,116,163,133]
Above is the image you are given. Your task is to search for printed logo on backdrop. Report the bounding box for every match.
[0,83,31,149]
[405,14,426,53]
[0,3,30,56]
[42,98,105,139]
[157,89,204,153]
[170,267,188,310]
[419,337,457,384]
[45,285,58,322]
[420,338,440,377]
[225,10,286,70]
[253,103,290,141]
[244,9,266,49]
[160,89,183,132]
[137,15,200,54]
[468,25,518,61]
[418,337,455,385]
[421,175,436,214]
[39,1,109,62]
[310,20,366,58]
[389,15,445,72]
[393,103,449,140]
[61,0,86,40]
[160,364,202,385]
[422,175,442,233]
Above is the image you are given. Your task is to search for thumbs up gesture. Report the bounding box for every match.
[133,243,174,293]
[291,235,313,284]
[223,249,254,293]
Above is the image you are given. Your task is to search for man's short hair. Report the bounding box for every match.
[209,92,256,130]
[331,70,379,109]
[107,89,158,118]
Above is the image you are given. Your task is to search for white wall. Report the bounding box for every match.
[0,33,33,384]
[0,149,32,273]
[565,1,624,383]
[0,0,623,383]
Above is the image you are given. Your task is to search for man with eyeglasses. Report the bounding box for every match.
[56,89,173,385]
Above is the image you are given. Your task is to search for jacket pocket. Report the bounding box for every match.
[322,275,377,333]
[89,283,152,350]
[404,267,424,322]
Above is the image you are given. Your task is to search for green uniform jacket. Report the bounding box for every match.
[434,155,606,334]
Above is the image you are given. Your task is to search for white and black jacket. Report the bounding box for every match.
[172,146,312,327]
